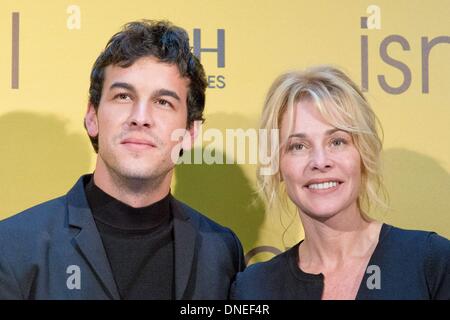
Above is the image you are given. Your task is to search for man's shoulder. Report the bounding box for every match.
[0,176,88,237]
[172,197,235,236]
[172,197,245,273]
[0,195,68,236]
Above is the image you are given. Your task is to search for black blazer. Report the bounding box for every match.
[0,175,245,299]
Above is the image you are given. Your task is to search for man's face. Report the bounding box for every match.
[85,56,193,182]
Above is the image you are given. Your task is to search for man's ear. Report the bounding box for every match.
[84,104,99,138]
[181,120,200,151]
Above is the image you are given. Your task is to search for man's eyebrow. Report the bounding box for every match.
[288,128,347,139]
[152,89,181,101]
[109,82,136,93]
[108,84,181,102]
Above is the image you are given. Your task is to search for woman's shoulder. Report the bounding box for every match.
[381,224,450,250]
[378,223,449,271]
[230,245,296,299]
[377,224,449,265]
[376,224,450,299]
[236,246,294,282]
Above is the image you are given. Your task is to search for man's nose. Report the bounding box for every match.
[127,101,153,128]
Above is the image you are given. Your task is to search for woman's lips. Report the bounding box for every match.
[303,179,343,194]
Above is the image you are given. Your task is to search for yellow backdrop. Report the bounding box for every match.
[1,0,449,263]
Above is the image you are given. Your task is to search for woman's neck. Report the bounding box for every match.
[299,208,381,271]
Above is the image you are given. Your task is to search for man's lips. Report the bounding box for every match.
[121,138,156,148]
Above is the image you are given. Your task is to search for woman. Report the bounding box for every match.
[231,66,450,299]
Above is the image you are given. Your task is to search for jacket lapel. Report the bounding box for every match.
[66,176,120,300]
[171,197,197,300]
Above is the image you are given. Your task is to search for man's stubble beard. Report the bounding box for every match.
[98,142,175,192]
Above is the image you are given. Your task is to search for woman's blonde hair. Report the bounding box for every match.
[257,66,387,217]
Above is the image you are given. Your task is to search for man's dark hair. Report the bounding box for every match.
[86,20,207,152]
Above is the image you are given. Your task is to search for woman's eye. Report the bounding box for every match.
[331,138,347,147]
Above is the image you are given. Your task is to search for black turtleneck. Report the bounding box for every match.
[84,176,174,300]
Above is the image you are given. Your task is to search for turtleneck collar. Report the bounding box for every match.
[84,176,171,232]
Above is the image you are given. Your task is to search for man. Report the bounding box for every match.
[0,20,245,299]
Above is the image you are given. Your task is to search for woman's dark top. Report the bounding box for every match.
[231,224,450,299]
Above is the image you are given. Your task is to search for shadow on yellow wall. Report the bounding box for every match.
[380,148,450,238]
[0,112,92,219]
[174,148,265,258]
[174,112,266,254]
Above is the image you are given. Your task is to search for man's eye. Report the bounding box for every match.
[288,143,305,151]
[114,93,131,101]
[156,99,172,108]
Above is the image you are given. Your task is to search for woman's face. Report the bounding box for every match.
[279,99,362,220]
